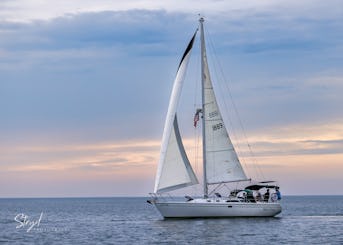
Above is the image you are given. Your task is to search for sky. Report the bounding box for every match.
[0,0,342,197]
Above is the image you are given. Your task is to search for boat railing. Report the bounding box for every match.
[148,192,280,203]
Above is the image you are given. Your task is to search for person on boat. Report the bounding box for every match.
[276,187,282,200]
[264,189,270,202]
[255,191,262,202]
[244,189,255,203]
[236,190,247,202]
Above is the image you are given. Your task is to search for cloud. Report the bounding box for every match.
[1,120,343,195]
[0,10,192,54]
[0,11,183,143]
[245,139,343,157]
[0,140,160,172]
[1,0,343,23]
[233,121,343,158]
[1,8,342,142]
[0,7,342,143]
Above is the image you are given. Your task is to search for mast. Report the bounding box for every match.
[199,17,208,197]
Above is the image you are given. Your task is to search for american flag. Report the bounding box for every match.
[193,109,202,127]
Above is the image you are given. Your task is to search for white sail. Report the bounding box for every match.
[155,116,198,193]
[200,22,248,184]
[154,32,198,193]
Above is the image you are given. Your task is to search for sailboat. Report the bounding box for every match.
[148,18,282,218]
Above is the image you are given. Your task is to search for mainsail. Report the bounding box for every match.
[200,18,248,185]
[154,32,199,193]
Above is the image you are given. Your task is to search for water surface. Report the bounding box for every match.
[0,196,342,244]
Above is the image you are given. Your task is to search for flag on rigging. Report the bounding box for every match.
[193,109,202,127]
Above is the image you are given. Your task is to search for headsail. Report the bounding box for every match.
[154,31,199,193]
[200,18,248,185]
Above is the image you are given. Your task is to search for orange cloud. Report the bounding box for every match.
[1,121,342,196]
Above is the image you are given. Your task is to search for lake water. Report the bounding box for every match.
[0,196,342,244]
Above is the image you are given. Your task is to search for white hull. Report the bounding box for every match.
[153,200,282,218]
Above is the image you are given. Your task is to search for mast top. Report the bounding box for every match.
[199,16,204,23]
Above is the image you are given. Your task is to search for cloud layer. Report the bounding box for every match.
[1,121,343,196]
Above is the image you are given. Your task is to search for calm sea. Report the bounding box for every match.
[0,196,342,244]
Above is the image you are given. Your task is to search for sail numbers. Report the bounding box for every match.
[212,123,223,131]
[208,111,218,118]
